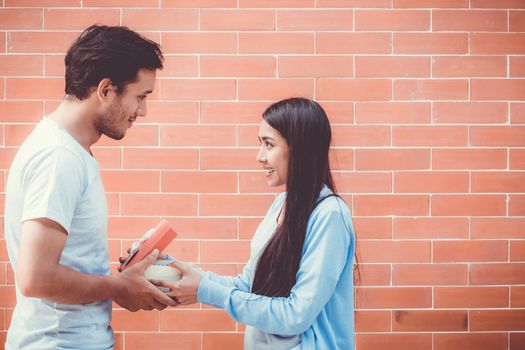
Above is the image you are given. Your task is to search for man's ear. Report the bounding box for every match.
[96,78,113,102]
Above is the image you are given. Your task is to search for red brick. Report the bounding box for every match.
[394,79,468,100]
[44,9,119,30]
[239,217,263,240]
[355,310,391,332]
[6,0,80,5]
[334,172,392,193]
[433,10,507,31]
[239,0,314,7]
[394,0,468,8]
[162,0,236,7]
[510,10,525,31]
[107,217,158,239]
[317,79,391,101]
[471,310,525,331]
[432,148,507,170]
[319,0,390,7]
[511,333,525,350]
[279,56,353,78]
[6,77,63,100]
[435,287,509,309]
[511,241,525,262]
[434,240,508,263]
[121,194,197,216]
[162,32,236,54]
[203,333,244,350]
[471,33,525,54]
[511,286,525,307]
[162,171,237,193]
[357,264,391,286]
[0,101,43,123]
[472,171,525,193]
[394,310,468,331]
[358,240,430,263]
[470,126,525,146]
[433,102,507,124]
[199,194,274,216]
[356,56,429,78]
[317,32,391,54]
[201,56,275,78]
[333,125,390,147]
[353,217,392,239]
[356,148,430,171]
[8,31,79,54]
[434,333,508,350]
[331,148,354,171]
[239,79,313,101]
[394,217,468,239]
[356,194,430,216]
[432,195,506,216]
[122,9,197,30]
[394,33,468,54]
[432,56,507,78]
[472,218,525,239]
[395,171,469,193]
[112,310,158,331]
[393,126,467,147]
[510,56,525,77]
[201,10,274,31]
[201,148,260,170]
[510,149,525,170]
[356,102,430,124]
[472,79,525,101]
[239,32,313,54]
[4,124,35,146]
[200,240,250,263]
[393,264,467,286]
[357,334,432,350]
[0,55,43,76]
[142,101,198,123]
[123,148,198,170]
[161,310,236,331]
[161,79,236,101]
[0,9,42,30]
[470,263,525,285]
[83,0,156,6]
[277,10,353,30]
[101,170,160,192]
[125,333,200,350]
[200,102,267,124]
[355,10,429,31]
[509,195,525,216]
[471,0,525,9]
[0,286,16,307]
[160,125,236,147]
[357,287,432,309]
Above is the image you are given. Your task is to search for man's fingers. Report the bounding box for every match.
[169,260,188,274]
[132,249,159,271]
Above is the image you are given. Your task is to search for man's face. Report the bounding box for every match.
[94,68,156,140]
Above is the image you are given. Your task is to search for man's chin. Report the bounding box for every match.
[103,130,126,140]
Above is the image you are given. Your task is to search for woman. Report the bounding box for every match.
[157,97,356,349]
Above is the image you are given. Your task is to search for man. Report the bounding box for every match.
[4,25,176,349]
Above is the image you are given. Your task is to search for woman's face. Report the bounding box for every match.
[257,119,289,188]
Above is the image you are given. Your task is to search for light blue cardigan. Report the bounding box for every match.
[197,187,356,350]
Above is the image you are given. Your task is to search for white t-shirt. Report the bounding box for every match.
[4,117,113,349]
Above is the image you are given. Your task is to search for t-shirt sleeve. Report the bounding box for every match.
[20,146,85,234]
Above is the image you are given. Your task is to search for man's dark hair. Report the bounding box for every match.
[65,25,163,100]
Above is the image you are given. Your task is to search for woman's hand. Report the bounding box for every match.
[151,260,202,306]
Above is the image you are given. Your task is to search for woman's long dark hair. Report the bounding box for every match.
[251,97,337,297]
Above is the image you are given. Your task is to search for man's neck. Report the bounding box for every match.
[47,96,102,153]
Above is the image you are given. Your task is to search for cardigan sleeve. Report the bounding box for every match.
[197,203,353,335]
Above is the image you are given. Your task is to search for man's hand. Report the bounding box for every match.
[110,249,177,311]
[151,260,201,306]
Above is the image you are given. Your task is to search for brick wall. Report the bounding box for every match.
[1,1,524,349]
